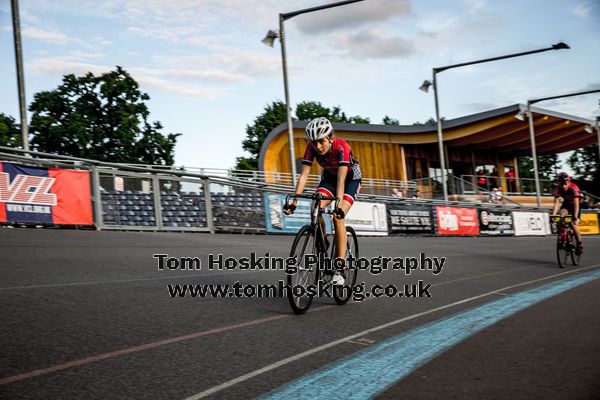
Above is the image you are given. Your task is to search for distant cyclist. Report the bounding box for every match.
[552,172,583,255]
[283,117,362,285]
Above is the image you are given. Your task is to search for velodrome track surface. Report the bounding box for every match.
[1,228,599,400]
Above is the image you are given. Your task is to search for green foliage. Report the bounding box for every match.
[518,154,561,180]
[412,117,442,126]
[28,66,180,165]
[235,101,288,171]
[235,100,371,171]
[296,101,370,124]
[567,145,600,196]
[0,113,22,148]
[568,145,599,181]
[382,116,400,125]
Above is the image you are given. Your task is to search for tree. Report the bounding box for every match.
[235,101,288,170]
[518,154,561,180]
[28,66,180,165]
[568,145,600,196]
[412,117,442,126]
[235,100,371,171]
[0,113,22,148]
[382,116,400,125]
[296,101,370,124]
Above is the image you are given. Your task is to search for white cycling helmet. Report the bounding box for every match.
[305,117,333,141]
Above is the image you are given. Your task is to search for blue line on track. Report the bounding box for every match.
[261,269,600,400]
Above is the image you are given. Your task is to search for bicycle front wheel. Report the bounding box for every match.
[333,226,359,305]
[556,233,568,268]
[287,225,320,315]
[568,232,580,266]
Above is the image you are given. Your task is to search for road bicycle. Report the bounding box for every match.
[284,193,359,314]
[551,214,580,268]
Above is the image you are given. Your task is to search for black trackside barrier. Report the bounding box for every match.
[478,208,515,236]
[387,204,434,234]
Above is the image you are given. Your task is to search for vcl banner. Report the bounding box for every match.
[435,206,479,236]
[345,201,388,236]
[512,211,551,236]
[0,162,93,225]
[478,209,514,236]
[388,205,434,234]
[263,193,332,234]
[580,212,600,235]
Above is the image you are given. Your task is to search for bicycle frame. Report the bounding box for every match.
[551,214,580,268]
[285,193,340,253]
[551,214,573,240]
[285,192,359,314]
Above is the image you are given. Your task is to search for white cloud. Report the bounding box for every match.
[28,57,113,76]
[22,26,75,45]
[26,56,226,99]
[20,0,280,32]
[332,30,415,59]
[93,36,113,46]
[135,75,224,98]
[460,102,500,112]
[295,0,412,34]
[572,2,591,18]
[463,0,486,14]
[151,48,280,81]
[125,26,204,43]
[417,13,461,36]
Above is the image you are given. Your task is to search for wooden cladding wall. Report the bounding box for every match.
[262,129,517,182]
[281,135,408,181]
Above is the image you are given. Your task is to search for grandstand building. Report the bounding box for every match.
[259,104,596,203]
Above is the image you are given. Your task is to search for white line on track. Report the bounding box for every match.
[0,269,279,291]
[182,263,600,400]
[0,259,554,291]
[1,261,596,386]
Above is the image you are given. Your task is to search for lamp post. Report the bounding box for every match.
[420,42,570,203]
[523,88,600,208]
[262,0,364,185]
[11,0,30,153]
[597,116,600,164]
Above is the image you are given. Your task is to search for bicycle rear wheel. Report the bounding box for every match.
[556,232,568,268]
[287,225,320,315]
[568,231,580,266]
[332,226,359,305]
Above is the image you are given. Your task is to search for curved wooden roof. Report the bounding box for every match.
[259,104,596,170]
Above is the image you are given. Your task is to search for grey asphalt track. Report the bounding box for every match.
[1,228,599,400]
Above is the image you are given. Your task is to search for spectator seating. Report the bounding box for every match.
[100,189,264,229]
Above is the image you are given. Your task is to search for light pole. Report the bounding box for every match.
[420,42,570,203]
[523,88,600,208]
[597,116,600,164]
[11,0,30,153]
[262,0,364,185]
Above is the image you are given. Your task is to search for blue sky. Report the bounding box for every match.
[1,0,599,170]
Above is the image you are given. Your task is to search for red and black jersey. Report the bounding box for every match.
[302,138,361,180]
[553,182,582,205]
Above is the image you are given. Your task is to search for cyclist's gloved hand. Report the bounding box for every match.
[283,203,296,215]
[333,207,345,220]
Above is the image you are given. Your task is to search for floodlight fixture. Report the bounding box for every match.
[261,30,279,47]
[419,80,432,93]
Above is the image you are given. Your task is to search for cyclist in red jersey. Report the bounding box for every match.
[551,172,583,254]
[283,117,362,285]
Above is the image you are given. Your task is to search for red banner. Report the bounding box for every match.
[0,162,5,223]
[436,206,479,236]
[0,162,93,225]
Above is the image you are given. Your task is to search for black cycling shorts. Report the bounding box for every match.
[316,178,361,205]
[561,204,582,220]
